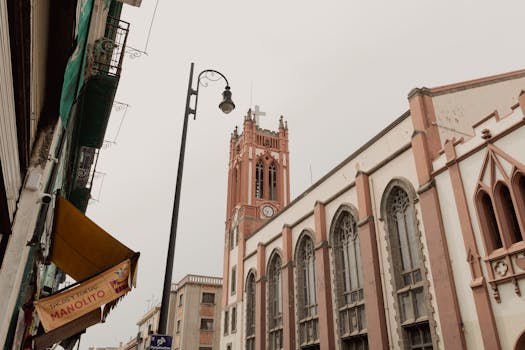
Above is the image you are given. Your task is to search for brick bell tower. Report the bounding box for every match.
[222,108,290,307]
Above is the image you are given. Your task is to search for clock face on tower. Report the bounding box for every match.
[262,205,275,218]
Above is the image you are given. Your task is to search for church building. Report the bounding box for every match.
[220,69,525,350]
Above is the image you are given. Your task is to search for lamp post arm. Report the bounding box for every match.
[158,62,232,334]
[191,69,231,119]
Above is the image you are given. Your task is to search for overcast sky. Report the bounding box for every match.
[80,0,525,347]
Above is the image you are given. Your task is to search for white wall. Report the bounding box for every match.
[432,75,525,143]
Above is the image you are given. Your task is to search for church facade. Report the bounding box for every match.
[220,69,525,350]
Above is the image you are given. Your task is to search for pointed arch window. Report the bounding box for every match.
[514,172,525,231]
[233,167,239,204]
[475,148,525,255]
[296,234,319,346]
[332,209,368,348]
[494,183,522,244]
[269,162,278,201]
[268,254,283,350]
[256,160,264,199]
[245,272,256,350]
[384,185,433,350]
[476,190,503,251]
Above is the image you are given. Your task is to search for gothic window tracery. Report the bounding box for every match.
[245,272,256,350]
[331,209,368,349]
[474,147,525,301]
[384,184,433,350]
[296,233,319,347]
[268,253,283,350]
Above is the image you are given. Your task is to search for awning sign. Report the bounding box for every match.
[35,260,131,332]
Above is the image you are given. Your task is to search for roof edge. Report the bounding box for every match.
[429,68,525,96]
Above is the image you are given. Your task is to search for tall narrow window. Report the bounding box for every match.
[268,254,283,350]
[231,306,237,332]
[515,172,525,231]
[256,160,264,199]
[246,272,256,350]
[477,191,503,251]
[296,234,319,346]
[332,209,368,348]
[232,168,238,204]
[224,310,229,335]
[269,162,278,201]
[385,184,433,350]
[518,173,525,204]
[229,229,234,250]
[495,183,523,243]
[231,266,237,295]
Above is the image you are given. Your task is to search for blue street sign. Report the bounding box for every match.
[149,335,172,350]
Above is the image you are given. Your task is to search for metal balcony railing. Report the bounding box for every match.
[92,16,130,77]
[75,146,100,190]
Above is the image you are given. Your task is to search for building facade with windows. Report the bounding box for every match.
[0,1,142,349]
[136,306,160,350]
[167,275,223,350]
[220,69,525,350]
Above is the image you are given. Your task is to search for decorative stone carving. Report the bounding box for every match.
[494,261,508,277]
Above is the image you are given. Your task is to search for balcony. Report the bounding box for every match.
[92,16,130,78]
[69,146,100,212]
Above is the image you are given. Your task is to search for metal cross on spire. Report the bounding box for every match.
[252,105,266,125]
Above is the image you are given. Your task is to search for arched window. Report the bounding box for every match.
[268,253,283,350]
[477,190,503,251]
[269,162,278,201]
[245,272,256,350]
[256,160,264,199]
[233,167,239,204]
[494,183,522,244]
[296,233,319,346]
[514,172,525,232]
[384,184,433,350]
[475,150,525,254]
[331,209,368,348]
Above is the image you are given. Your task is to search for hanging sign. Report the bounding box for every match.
[35,259,131,332]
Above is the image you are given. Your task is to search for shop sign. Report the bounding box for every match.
[35,259,131,332]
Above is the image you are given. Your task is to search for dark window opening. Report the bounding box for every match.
[479,191,503,250]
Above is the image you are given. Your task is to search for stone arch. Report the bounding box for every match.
[328,203,359,247]
[379,177,418,219]
[515,331,525,350]
[294,229,316,261]
[245,268,257,290]
[267,248,283,272]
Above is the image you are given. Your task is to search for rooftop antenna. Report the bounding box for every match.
[250,80,253,106]
[309,164,313,184]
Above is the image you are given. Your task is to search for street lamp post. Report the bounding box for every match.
[157,62,235,334]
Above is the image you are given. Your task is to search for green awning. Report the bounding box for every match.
[59,0,93,126]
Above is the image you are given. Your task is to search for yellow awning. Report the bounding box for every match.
[50,196,139,284]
